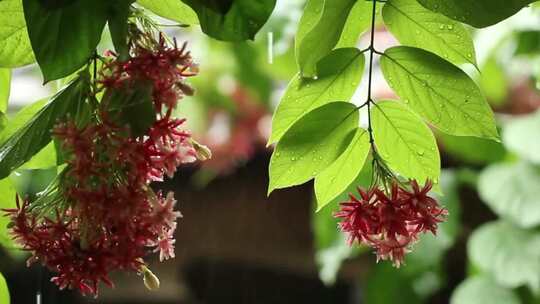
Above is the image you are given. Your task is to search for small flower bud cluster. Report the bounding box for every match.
[334,180,447,267]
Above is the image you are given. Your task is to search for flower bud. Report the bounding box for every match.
[142,267,160,291]
[191,139,212,161]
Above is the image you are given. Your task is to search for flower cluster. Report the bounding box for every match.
[3,32,205,296]
[334,180,447,267]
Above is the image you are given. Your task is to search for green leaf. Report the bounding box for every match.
[268,102,358,194]
[137,0,199,24]
[468,220,540,291]
[381,46,498,140]
[383,0,477,67]
[314,128,369,211]
[0,177,17,250]
[438,131,506,165]
[295,0,357,77]
[514,30,540,56]
[105,82,156,137]
[503,110,540,164]
[109,0,134,60]
[0,69,10,113]
[0,0,35,68]
[417,0,536,28]
[335,0,375,49]
[450,277,521,304]
[0,77,89,179]
[479,56,508,107]
[23,0,109,82]
[269,48,364,144]
[0,272,9,304]
[372,100,440,185]
[0,99,48,142]
[181,0,276,41]
[478,162,540,228]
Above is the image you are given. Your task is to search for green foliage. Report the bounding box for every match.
[478,162,540,228]
[108,0,135,61]
[515,30,540,55]
[417,0,536,28]
[0,77,89,179]
[364,263,422,304]
[381,46,498,140]
[137,0,199,24]
[503,110,540,164]
[468,221,540,292]
[181,0,276,41]
[22,0,109,82]
[269,48,364,144]
[295,0,357,78]
[314,128,370,210]
[105,83,156,137]
[0,69,10,113]
[383,0,477,68]
[450,277,521,304]
[335,0,374,49]
[0,272,9,304]
[372,100,440,185]
[268,102,358,194]
[0,177,17,250]
[0,0,35,68]
[479,56,508,107]
[439,132,506,165]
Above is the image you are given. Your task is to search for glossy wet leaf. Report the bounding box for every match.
[314,128,370,211]
[181,0,276,41]
[335,0,376,48]
[372,100,440,185]
[0,177,17,250]
[450,277,521,304]
[0,78,88,179]
[0,69,10,113]
[0,0,35,67]
[269,48,364,144]
[478,162,540,228]
[268,102,358,194]
[381,46,498,140]
[468,220,540,291]
[503,110,540,164]
[418,0,536,28]
[383,0,477,67]
[295,0,357,77]
[138,0,199,24]
[0,272,9,304]
[23,0,109,82]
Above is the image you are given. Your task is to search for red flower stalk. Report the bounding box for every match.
[334,180,447,267]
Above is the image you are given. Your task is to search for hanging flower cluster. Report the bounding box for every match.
[3,29,206,296]
[334,180,447,267]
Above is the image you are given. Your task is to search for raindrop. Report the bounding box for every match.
[439,24,444,30]
[417,149,425,156]
[447,24,454,30]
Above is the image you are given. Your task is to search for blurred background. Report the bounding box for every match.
[1,1,540,303]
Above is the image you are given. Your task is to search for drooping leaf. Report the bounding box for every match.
[137,0,199,24]
[295,0,357,77]
[268,102,358,194]
[468,220,540,291]
[383,0,477,67]
[0,272,9,304]
[109,0,135,60]
[105,82,155,137]
[314,128,370,211]
[335,0,376,49]
[381,46,498,140]
[417,0,536,28]
[0,0,35,67]
[269,48,364,144]
[450,277,521,304]
[372,100,440,185]
[181,0,276,41]
[23,0,109,82]
[0,77,89,179]
[0,69,10,113]
[503,110,540,164]
[478,162,540,228]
